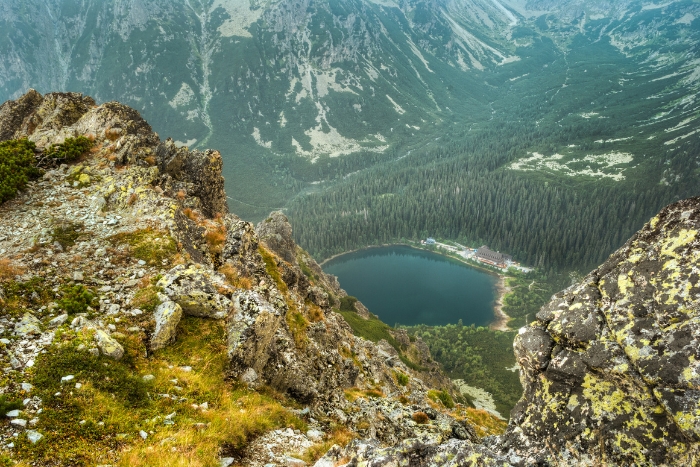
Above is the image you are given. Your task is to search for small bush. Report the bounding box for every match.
[395,371,409,386]
[52,220,84,248]
[339,296,358,312]
[0,139,40,204]
[412,412,429,424]
[428,389,455,409]
[45,136,94,162]
[0,394,22,416]
[57,284,97,315]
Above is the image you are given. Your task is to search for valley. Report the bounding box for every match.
[0,1,699,463]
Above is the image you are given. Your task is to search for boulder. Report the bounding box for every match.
[150,301,183,351]
[94,330,124,360]
[14,313,42,337]
[157,264,232,319]
[501,196,700,466]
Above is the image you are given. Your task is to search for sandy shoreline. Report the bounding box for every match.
[490,275,512,332]
[319,243,514,331]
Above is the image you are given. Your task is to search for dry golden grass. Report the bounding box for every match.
[460,407,507,437]
[218,264,253,290]
[412,412,429,424]
[0,258,24,281]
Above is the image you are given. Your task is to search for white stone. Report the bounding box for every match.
[139,430,148,440]
[26,430,43,444]
[142,374,155,382]
[61,375,75,383]
[11,418,27,427]
[21,383,32,392]
[6,410,21,418]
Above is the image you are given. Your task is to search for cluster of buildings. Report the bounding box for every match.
[422,237,528,271]
[474,245,513,269]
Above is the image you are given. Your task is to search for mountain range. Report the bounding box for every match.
[1,0,699,268]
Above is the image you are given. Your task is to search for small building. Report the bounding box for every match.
[426,237,436,245]
[475,245,512,268]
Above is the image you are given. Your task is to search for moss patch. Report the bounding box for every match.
[109,228,177,266]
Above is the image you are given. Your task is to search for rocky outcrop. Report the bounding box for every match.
[498,196,700,466]
[156,138,228,218]
[256,211,297,264]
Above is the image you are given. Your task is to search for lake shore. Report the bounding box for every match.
[320,242,515,331]
[490,275,512,332]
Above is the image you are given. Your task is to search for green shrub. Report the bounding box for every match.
[428,389,455,409]
[0,139,40,203]
[395,371,409,386]
[339,295,358,312]
[57,285,97,315]
[45,136,93,162]
[0,394,22,416]
[52,220,84,248]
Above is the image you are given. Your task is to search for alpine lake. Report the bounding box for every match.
[323,245,498,327]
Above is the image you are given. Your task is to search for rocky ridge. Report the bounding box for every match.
[0,90,490,466]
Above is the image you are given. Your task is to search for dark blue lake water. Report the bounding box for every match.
[323,245,498,327]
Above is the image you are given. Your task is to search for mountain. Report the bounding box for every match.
[1,90,700,466]
[1,0,699,269]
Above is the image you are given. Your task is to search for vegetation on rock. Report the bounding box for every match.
[0,139,40,204]
[44,136,93,163]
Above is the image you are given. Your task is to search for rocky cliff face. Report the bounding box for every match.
[0,91,489,466]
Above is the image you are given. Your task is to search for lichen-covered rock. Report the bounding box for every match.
[256,211,297,264]
[14,313,41,337]
[156,138,228,218]
[227,290,283,374]
[500,196,700,466]
[222,214,262,277]
[157,264,232,319]
[150,301,183,351]
[94,330,124,360]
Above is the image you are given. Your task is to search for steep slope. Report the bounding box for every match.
[316,196,700,465]
[0,90,499,466]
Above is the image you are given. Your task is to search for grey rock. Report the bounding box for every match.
[150,301,183,351]
[26,430,43,444]
[94,330,124,360]
[48,314,68,328]
[14,313,41,337]
[157,264,231,319]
